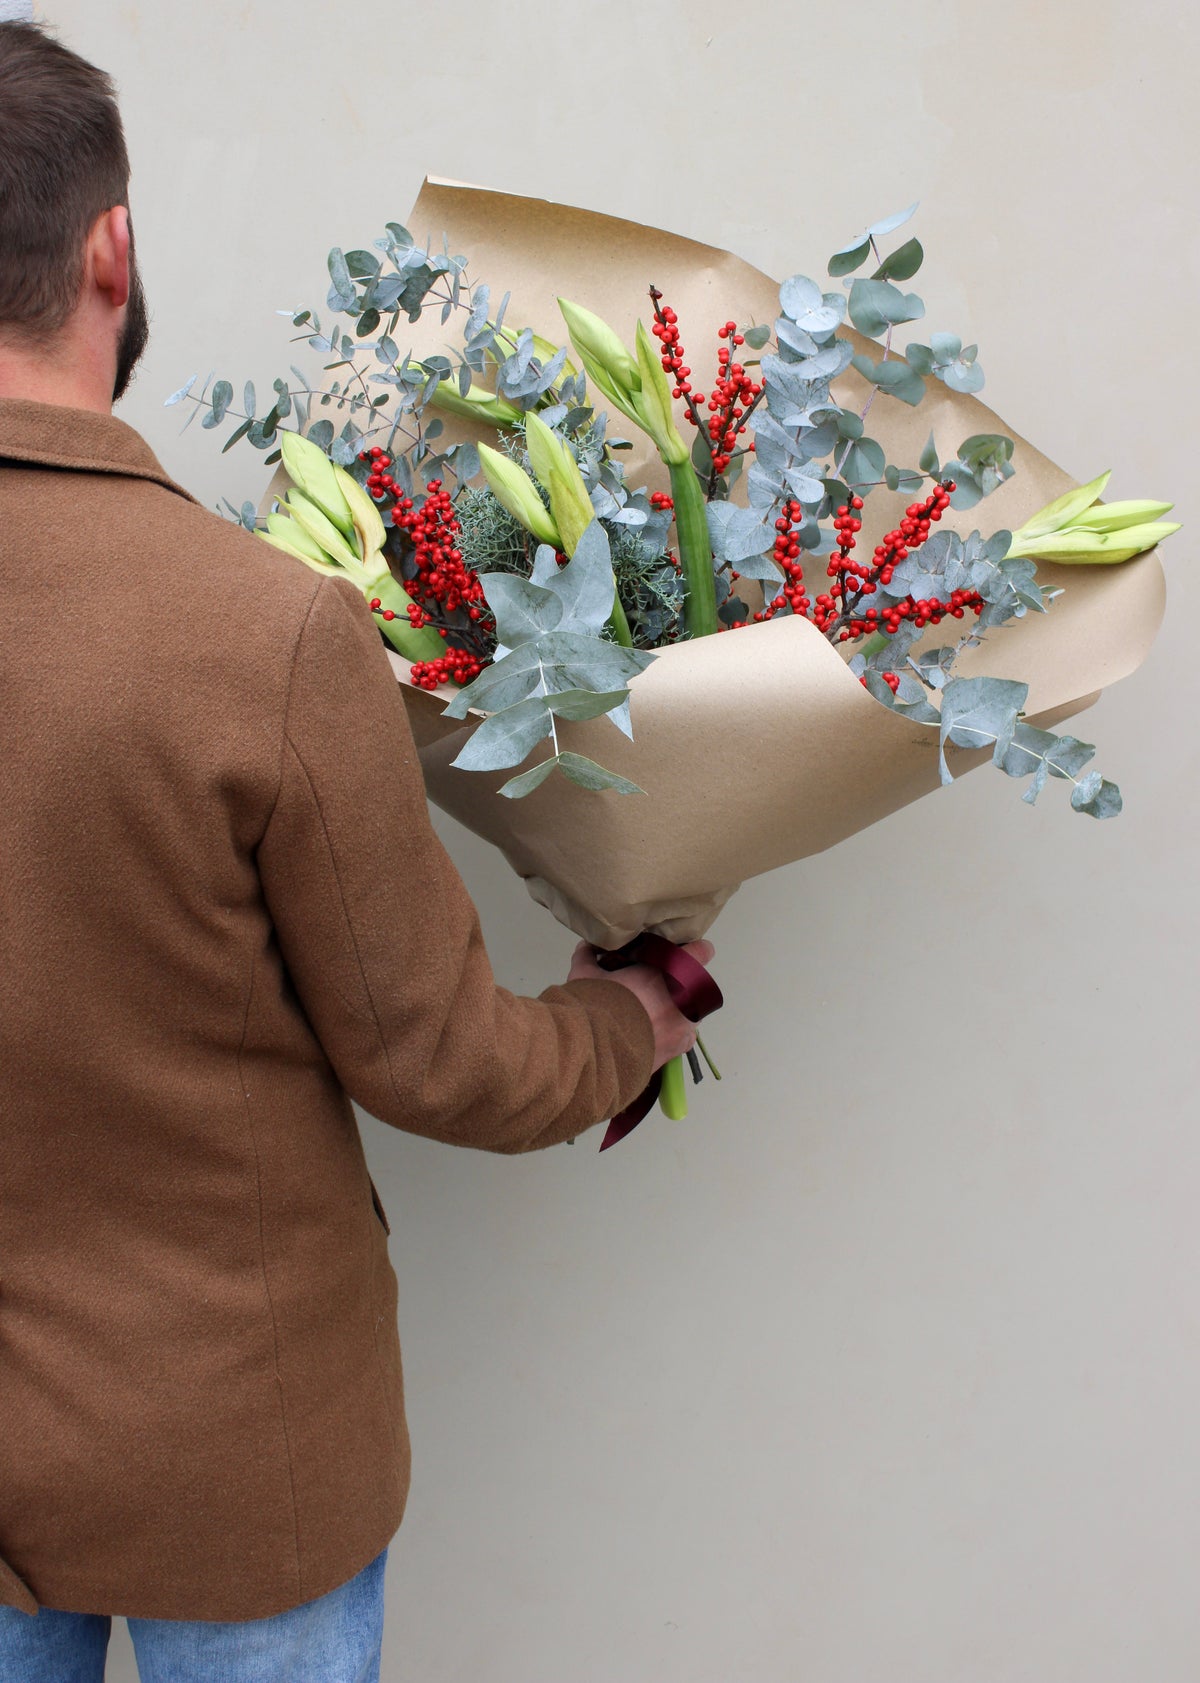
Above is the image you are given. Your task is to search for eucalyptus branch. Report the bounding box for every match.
[284,338,398,422]
[328,350,376,411]
[537,659,560,758]
[830,234,896,487]
[941,723,1089,792]
[907,628,985,682]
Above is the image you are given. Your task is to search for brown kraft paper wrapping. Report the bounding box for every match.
[368,180,1166,946]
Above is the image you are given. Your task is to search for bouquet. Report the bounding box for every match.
[172,180,1171,1138]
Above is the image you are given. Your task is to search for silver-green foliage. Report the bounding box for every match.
[444,521,655,798]
[168,223,582,487]
[848,533,1121,818]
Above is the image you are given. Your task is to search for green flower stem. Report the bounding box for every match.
[695,1034,722,1081]
[368,571,446,662]
[668,460,717,638]
[608,594,633,648]
[659,1055,689,1120]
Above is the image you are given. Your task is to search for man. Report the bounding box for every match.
[0,20,710,1680]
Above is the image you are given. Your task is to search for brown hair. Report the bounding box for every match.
[0,20,131,337]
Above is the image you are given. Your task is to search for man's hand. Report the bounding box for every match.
[567,940,716,1072]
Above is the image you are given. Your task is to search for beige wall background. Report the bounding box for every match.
[39,0,1197,1677]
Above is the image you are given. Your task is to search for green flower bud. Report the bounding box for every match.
[333,463,385,561]
[557,299,688,467]
[1071,498,1175,533]
[1011,521,1181,564]
[1007,471,1180,565]
[265,509,336,567]
[478,443,561,548]
[524,412,594,556]
[427,378,524,430]
[258,528,341,577]
[634,319,688,467]
[557,298,638,386]
[557,298,644,433]
[283,490,362,574]
[279,430,355,538]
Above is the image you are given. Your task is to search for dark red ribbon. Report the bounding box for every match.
[595,933,723,1151]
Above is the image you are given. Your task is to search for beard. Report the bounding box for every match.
[112,230,150,403]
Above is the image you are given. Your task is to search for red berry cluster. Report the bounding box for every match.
[705,322,763,475]
[858,670,901,693]
[648,291,763,479]
[357,447,494,684]
[390,479,491,628]
[748,498,810,625]
[719,478,987,650]
[368,592,440,639]
[362,444,399,500]
[830,481,985,642]
[649,298,693,403]
[746,495,865,633]
[408,647,485,691]
[812,493,869,636]
[649,490,675,511]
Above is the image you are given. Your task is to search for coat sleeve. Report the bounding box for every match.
[256,575,656,1152]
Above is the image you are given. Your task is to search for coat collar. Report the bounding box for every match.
[0,397,197,504]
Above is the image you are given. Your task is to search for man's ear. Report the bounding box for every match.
[89,205,131,311]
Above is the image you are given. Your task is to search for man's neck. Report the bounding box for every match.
[0,328,115,415]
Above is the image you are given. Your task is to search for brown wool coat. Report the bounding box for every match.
[0,398,655,1620]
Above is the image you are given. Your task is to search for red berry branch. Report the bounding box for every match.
[832,480,983,644]
[407,646,487,691]
[645,298,985,664]
[649,292,705,432]
[358,446,491,687]
[649,290,765,494]
[704,322,764,479]
[729,497,811,630]
[722,477,986,656]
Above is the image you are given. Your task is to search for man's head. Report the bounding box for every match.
[0,20,148,404]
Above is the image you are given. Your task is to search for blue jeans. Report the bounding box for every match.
[0,1548,387,1683]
